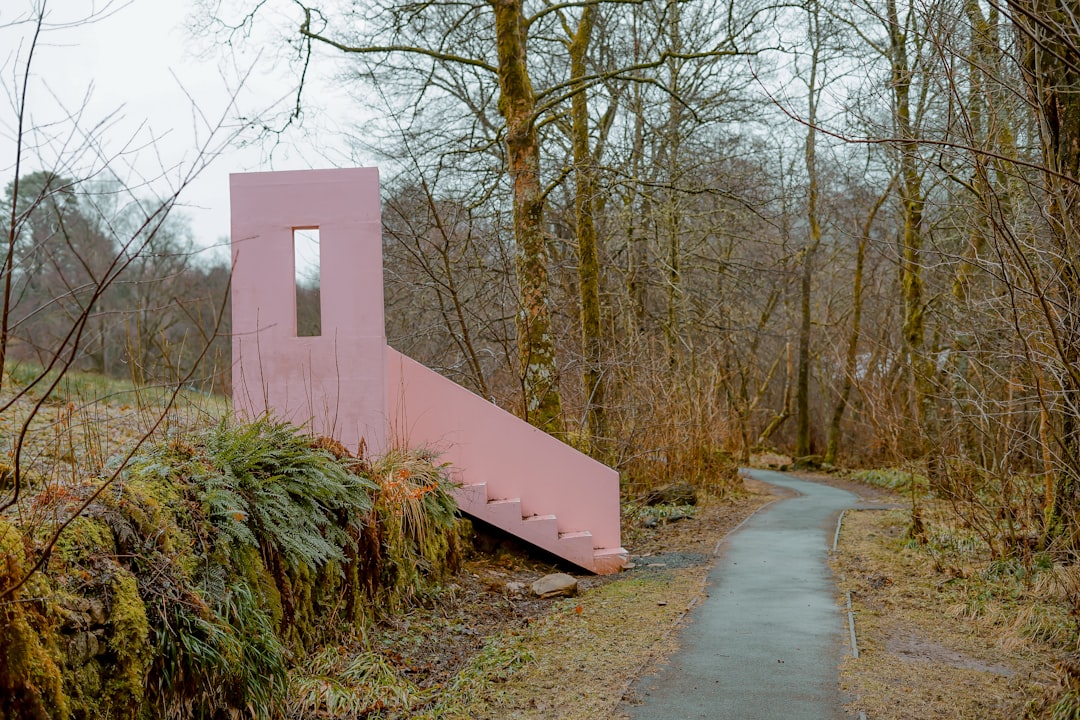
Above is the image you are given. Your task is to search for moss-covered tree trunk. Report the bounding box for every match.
[796,0,823,460]
[758,341,794,446]
[625,66,649,333]
[795,241,816,460]
[662,0,684,367]
[492,0,562,431]
[569,6,605,449]
[1009,0,1080,539]
[825,187,889,465]
[887,0,936,466]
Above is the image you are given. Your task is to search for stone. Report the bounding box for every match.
[90,629,107,656]
[641,483,697,507]
[58,606,90,632]
[86,598,107,626]
[67,632,95,665]
[85,632,101,658]
[530,573,578,598]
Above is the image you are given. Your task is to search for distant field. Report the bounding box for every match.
[0,361,230,488]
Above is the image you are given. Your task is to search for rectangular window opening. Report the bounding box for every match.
[294,227,321,337]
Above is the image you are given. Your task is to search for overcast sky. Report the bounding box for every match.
[2,0,370,263]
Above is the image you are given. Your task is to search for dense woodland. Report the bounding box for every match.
[233,0,1079,553]
[4,1,1080,551]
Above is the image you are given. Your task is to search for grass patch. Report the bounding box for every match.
[835,506,1067,719]
[850,466,929,495]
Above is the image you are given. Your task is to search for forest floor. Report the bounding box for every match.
[833,504,1050,719]
[396,467,1068,719]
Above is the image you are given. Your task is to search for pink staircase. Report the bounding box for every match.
[230,168,627,575]
[387,349,626,574]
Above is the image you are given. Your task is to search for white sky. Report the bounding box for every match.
[1,0,371,265]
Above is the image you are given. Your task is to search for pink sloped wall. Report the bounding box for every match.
[386,348,623,552]
[230,168,387,454]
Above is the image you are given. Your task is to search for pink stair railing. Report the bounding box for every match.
[230,168,627,574]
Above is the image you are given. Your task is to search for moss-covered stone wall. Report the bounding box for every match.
[0,419,464,720]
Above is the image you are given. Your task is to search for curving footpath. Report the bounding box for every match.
[622,469,859,720]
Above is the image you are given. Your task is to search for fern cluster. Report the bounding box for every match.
[4,417,464,720]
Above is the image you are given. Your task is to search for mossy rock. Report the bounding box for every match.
[0,519,70,720]
[793,455,823,471]
[52,517,113,571]
[102,571,151,714]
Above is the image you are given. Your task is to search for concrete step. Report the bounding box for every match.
[449,473,626,574]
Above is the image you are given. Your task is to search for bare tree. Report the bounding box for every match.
[1,1,237,607]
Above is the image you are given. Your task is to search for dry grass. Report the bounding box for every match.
[834,507,1055,719]
[466,568,705,719]
[0,363,227,489]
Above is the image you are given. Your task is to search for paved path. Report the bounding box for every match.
[622,469,858,720]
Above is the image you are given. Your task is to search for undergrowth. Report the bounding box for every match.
[0,417,466,719]
[849,466,929,495]
[287,635,532,719]
[856,466,1080,718]
[624,502,699,525]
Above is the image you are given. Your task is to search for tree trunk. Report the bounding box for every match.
[1008,0,1080,538]
[887,0,936,463]
[795,243,815,458]
[663,0,683,366]
[758,341,794,446]
[796,5,822,459]
[825,185,889,464]
[569,6,605,449]
[492,0,562,431]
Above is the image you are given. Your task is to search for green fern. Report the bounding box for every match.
[197,419,377,570]
[28,416,462,718]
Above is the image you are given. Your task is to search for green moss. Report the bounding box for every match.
[111,473,193,560]
[0,520,70,720]
[105,571,151,715]
[53,517,113,569]
[65,662,103,719]
[239,548,283,629]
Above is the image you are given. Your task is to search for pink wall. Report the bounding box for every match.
[230,168,387,454]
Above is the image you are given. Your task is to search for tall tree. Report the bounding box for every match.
[795,0,826,460]
[1008,0,1080,534]
[566,4,606,447]
[490,0,563,429]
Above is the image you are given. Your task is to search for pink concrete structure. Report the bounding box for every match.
[231,168,387,455]
[230,168,627,574]
[387,350,626,573]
